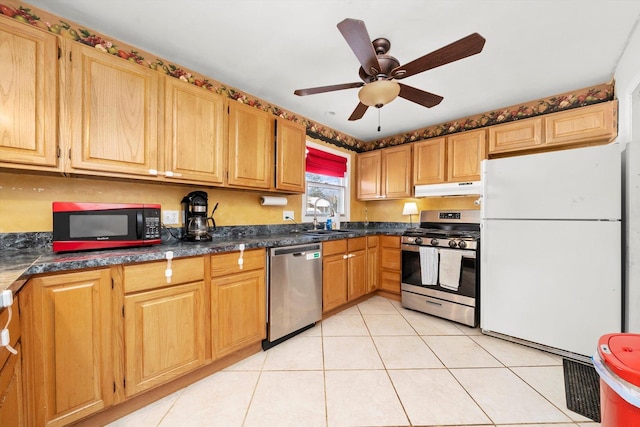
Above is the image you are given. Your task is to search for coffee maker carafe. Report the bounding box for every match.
[181,191,212,241]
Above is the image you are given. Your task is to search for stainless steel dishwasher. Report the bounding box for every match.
[263,243,322,349]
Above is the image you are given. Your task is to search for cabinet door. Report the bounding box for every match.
[447,129,486,182]
[366,236,379,293]
[348,249,367,301]
[356,151,382,200]
[26,269,113,426]
[275,118,306,192]
[67,42,159,177]
[381,145,412,198]
[164,77,225,184]
[0,18,58,170]
[413,138,446,185]
[124,281,206,396]
[323,253,348,312]
[488,118,543,154]
[544,101,617,146]
[212,269,266,358]
[0,343,24,427]
[379,236,401,294]
[227,101,274,189]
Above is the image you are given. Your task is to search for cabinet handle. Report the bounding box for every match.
[164,171,183,178]
[343,254,348,259]
[148,169,159,176]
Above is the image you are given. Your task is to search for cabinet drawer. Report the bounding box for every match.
[211,249,265,277]
[348,237,366,252]
[124,257,204,293]
[323,239,348,256]
[380,235,400,249]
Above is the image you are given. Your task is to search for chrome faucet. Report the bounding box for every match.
[312,197,329,230]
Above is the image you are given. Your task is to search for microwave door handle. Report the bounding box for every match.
[136,211,143,240]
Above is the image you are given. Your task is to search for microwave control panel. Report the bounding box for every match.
[144,209,161,239]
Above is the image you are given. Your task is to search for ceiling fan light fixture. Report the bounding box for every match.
[358,79,400,107]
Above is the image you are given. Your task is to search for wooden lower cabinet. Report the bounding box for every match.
[367,236,380,293]
[123,283,206,396]
[347,238,367,301]
[379,236,401,294]
[122,257,206,397]
[0,295,24,427]
[0,343,24,427]
[21,269,114,427]
[322,238,369,312]
[322,240,349,313]
[211,249,266,358]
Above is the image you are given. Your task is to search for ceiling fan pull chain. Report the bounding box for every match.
[378,108,381,132]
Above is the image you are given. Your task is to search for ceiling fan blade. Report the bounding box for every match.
[398,83,443,108]
[391,33,486,79]
[348,102,369,121]
[294,82,364,96]
[337,18,381,76]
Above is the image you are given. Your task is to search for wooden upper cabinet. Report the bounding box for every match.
[227,101,274,189]
[66,42,159,177]
[163,77,226,184]
[23,269,114,426]
[0,18,59,171]
[447,129,486,182]
[275,118,306,193]
[545,101,617,146]
[382,144,412,198]
[357,151,382,200]
[413,138,446,185]
[489,118,543,154]
[357,144,412,200]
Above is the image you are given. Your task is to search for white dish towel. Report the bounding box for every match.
[439,250,463,291]
[419,246,438,286]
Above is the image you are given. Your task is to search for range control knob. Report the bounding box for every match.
[458,240,467,249]
[430,238,439,246]
[449,240,458,248]
[414,237,423,245]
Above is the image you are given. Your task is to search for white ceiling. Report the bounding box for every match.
[26,0,640,143]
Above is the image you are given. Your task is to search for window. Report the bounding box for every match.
[302,142,350,223]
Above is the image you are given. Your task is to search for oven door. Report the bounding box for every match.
[401,244,477,299]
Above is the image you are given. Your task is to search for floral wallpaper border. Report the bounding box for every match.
[1,2,615,153]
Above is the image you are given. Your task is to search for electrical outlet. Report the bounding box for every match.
[283,210,294,221]
[163,210,179,225]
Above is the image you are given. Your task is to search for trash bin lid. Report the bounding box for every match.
[598,333,640,385]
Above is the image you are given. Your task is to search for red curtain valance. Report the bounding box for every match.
[305,146,347,177]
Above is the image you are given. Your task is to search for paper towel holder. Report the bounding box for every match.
[260,195,288,206]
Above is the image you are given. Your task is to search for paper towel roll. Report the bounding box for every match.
[260,196,288,206]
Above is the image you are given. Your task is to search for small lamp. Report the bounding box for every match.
[402,202,419,228]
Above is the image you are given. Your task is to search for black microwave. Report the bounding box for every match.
[52,202,162,252]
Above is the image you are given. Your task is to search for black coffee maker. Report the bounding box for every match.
[181,191,212,241]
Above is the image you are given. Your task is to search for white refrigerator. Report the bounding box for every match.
[480,143,622,357]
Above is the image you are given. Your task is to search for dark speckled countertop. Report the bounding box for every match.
[0,227,404,294]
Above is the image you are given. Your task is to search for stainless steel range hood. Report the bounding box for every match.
[414,181,482,197]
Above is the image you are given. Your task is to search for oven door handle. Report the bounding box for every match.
[401,244,476,259]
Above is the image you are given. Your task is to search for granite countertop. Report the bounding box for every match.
[0,228,404,294]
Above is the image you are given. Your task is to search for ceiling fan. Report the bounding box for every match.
[294,18,486,121]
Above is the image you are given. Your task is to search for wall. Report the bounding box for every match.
[614,15,640,331]
[364,197,478,224]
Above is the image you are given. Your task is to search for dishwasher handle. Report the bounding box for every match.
[271,244,321,257]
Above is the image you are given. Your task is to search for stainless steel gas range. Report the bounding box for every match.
[401,210,480,327]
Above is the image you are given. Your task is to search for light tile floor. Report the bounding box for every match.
[108,295,601,427]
